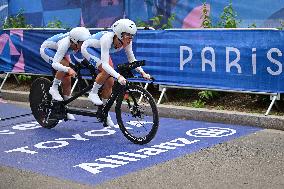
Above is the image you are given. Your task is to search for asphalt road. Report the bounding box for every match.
[0,129,283,188]
[0,101,283,189]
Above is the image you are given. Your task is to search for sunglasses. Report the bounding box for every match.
[122,33,134,39]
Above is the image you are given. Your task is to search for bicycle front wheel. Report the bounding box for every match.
[115,85,159,144]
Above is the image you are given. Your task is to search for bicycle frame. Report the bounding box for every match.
[61,60,129,125]
[65,82,125,122]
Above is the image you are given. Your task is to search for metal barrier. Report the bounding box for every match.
[156,84,280,116]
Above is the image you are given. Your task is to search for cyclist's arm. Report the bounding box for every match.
[124,42,144,74]
[100,35,120,79]
[52,39,70,72]
[81,38,98,62]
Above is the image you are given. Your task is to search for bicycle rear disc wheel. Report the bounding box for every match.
[116,85,159,144]
[29,77,59,129]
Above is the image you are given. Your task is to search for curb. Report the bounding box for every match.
[2,89,284,131]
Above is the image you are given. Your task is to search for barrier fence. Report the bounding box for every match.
[0,28,283,115]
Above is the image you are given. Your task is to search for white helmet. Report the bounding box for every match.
[69,27,91,44]
[112,19,137,40]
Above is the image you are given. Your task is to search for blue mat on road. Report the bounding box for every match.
[0,103,262,186]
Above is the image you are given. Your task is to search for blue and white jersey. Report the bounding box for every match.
[46,32,69,43]
[88,31,120,54]
[40,32,79,72]
[81,31,141,79]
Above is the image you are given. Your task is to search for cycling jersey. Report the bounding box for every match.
[40,32,83,72]
[81,31,143,79]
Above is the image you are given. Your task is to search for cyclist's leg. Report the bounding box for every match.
[40,48,63,101]
[100,76,115,127]
[88,69,109,105]
[61,55,77,120]
[51,57,72,101]
[99,57,114,97]
[100,59,115,127]
[83,49,115,126]
[84,47,105,105]
[67,51,85,95]
[96,63,113,84]
[41,48,73,101]
[101,76,114,99]
[61,56,72,96]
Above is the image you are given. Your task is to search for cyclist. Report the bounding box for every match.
[81,19,151,127]
[40,27,91,120]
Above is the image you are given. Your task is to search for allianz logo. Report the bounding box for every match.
[74,127,236,175]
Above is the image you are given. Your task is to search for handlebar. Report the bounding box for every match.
[117,60,146,79]
[132,75,155,81]
[117,60,146,72]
